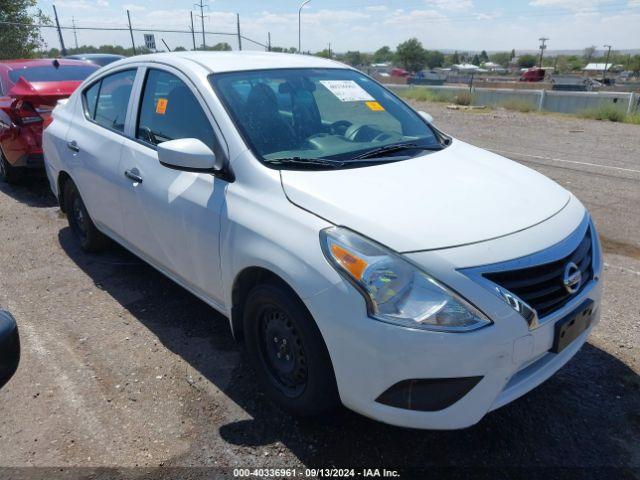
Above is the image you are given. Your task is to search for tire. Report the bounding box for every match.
[243,282,340,417]
[63,180,110,252]
[0,150,22,184]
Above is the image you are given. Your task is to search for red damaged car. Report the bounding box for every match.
[0,59,98,183]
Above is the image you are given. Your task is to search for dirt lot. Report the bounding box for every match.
[0,104,638,478]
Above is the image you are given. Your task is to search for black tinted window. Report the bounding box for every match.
[83,81,100,119]
[8,65,97,84]
[93,70,136,132]
[137,69,215,150]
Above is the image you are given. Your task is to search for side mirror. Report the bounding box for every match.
[419,111,434,124]
[157,138,220,172]
[0,310,20,390]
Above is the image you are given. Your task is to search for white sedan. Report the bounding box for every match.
[43,52,602,429]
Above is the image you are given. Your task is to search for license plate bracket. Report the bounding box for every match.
[551,299,594,354]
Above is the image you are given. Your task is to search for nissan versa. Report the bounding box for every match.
[43,52,602,429]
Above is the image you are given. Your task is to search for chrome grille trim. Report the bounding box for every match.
[461,214,602,329]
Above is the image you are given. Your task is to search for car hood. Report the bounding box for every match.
[280,140,570,252]
[8,77,82,106]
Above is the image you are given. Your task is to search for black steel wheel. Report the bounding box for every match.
[258,305,308,398]
[243,282,339,417]
[63,180,110,252]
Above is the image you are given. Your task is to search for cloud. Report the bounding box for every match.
[528,0,603,10]
[425,0,474,11]
[122,4,145,12]
[364,5,388,12]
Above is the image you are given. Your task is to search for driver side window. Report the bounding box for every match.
[136,69,217,153]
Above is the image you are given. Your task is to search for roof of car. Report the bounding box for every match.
[66,54,125,59]
[117,51,349,73]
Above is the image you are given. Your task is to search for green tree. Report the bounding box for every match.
[424,50,444,69]
[471,54,480,66]
[0,0,50,59]
[510,49,516,60]
[395,38,427,73]
[315,48,332,59]
[583,46,596,61]
[373,46,394,63]
[342,51,365,66]
[518,54,537,68]
[451,51,460,64]
[204,42,232,51]
[479,50,489,63]
[489,51,511,67]
[629,55,640,75]
[174,46,187,52]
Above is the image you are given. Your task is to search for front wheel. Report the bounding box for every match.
[63,180,110,252]
[243,282,339,417]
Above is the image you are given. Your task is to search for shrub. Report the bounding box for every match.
[454,91,473,106]
[396,88,456,104]
[626,112,640,125]
[578,105,627,123]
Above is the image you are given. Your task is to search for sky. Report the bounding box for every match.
[36,0,640,54]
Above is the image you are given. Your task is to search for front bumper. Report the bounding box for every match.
[306,276,602,430]
[304,205,603,429]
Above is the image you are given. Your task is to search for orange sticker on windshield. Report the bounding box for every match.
[156,98,168,115]
[366,101,385,111]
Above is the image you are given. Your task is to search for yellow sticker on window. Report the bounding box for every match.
[156,98,168,115]
[366,101,385,111]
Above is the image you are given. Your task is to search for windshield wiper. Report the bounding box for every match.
[265,157,344,168]
[353,142,444,160]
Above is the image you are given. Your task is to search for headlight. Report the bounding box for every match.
[320,227,491,332]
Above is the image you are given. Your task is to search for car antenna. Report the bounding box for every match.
[52,59,60,69]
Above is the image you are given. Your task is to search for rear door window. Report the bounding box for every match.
[82,69,136,133]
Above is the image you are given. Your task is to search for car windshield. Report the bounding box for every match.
[210,68,443,166]
[8,64,98,84]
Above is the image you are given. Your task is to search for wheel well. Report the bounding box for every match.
[57,171,72,213]
[231,267,293,343]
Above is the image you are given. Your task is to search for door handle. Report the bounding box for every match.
[67,140,80,153]
[124,168,143,183]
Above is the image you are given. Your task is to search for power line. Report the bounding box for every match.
[0,20,238,36]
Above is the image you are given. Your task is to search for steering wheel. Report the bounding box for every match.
[329,120,353,136]
[344,123,385,143]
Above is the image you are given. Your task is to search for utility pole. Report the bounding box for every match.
[603,44,612,84]
[328,42,331,57]
[298,0,311,54]
[267,32,271,52]
[72,16,78,50]
[52,5,67,56]
[538,37,549,67]
[236,13,242,51]
[194,0,208,50]
[190,12,197,50]
[127,10,136,55]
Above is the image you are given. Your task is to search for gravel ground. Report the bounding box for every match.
[0,105,638,478]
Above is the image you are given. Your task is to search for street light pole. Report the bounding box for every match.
[603,44,612,84]
[298,0,311,54]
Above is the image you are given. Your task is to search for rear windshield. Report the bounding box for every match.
[8,65,98,84]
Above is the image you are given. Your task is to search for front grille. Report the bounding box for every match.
[484,229,593,318]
